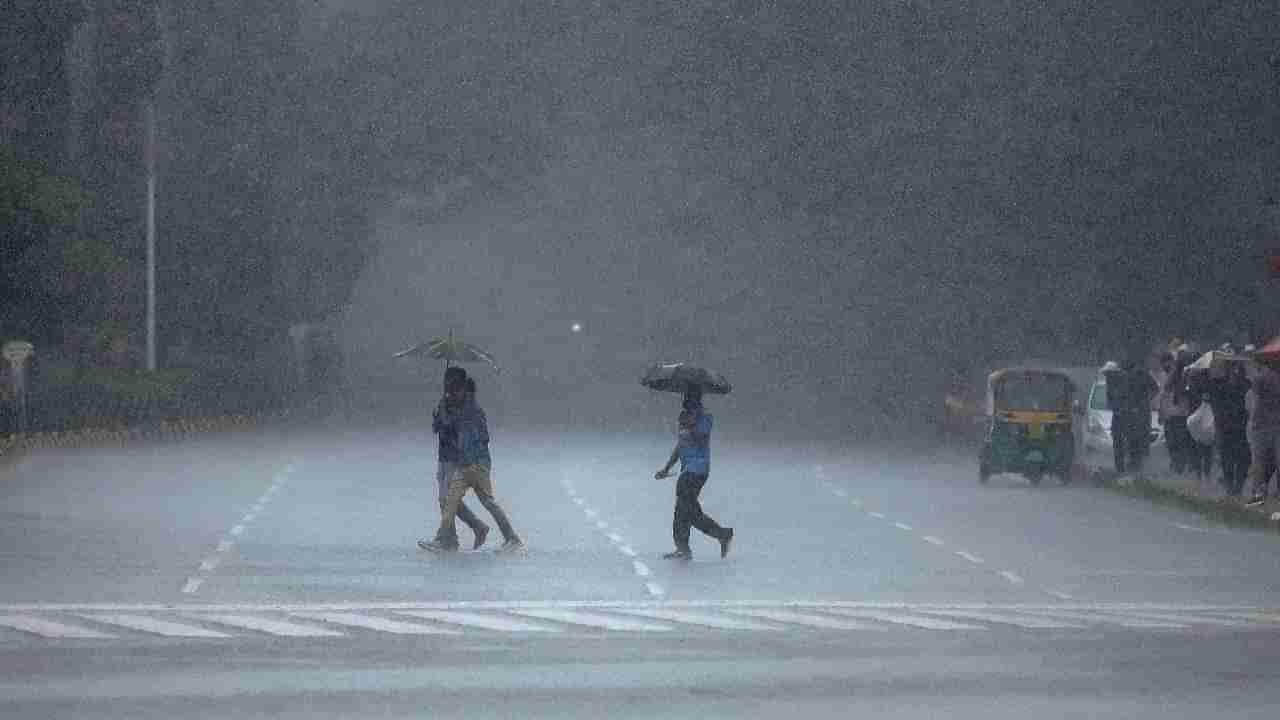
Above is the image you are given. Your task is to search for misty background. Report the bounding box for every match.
[3,0,1278,439]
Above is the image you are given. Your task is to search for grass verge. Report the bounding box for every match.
[1096,471,1280,533]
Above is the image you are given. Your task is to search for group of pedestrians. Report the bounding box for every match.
[417,368,734,560]
[1105,338,1280,506]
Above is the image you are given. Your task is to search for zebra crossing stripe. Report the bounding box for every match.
[394,610,562,633]
[1096,610,1255,628]
[914,609,1084,629]
[726,608,885,631]
[0,615,115,639]
[290,612,461,635]
[192,614,345,637]
[821,608,987,630]
[1016,609,1187,629]
[79,614,230,638]
[613,608,784,631]
[507,609,673,632]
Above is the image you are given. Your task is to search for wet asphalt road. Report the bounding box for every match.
[2,426,1280,718]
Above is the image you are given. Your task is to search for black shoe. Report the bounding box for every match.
[663,549,692,560]
[472,524,490,550]
[719,528,734,559]
[1245,495,1266,508]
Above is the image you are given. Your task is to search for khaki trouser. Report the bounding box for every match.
[436,464,519,545]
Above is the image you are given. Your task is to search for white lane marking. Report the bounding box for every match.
[614,608,783,631]
[632,560,652,577]
[81,614,229,638]
[572,497,584,506]
[645,582,665,597]
[917,609,1084,629]
[595,520,609,530]
[242,513,257,524]
[291,612,461,635]
[509,609,673,632]
[216,540,234,553]
[198,558,220,573]
[955,551,985,564]
[0,615,115,639]
[894,522,913,531]
[583,508,598,519]
[229,524,246,537]
[728,608,885,631]
[999,570,1026,586]
[180,578,204,594]
[1173,523,1210,532]
[822,608,986,631]
[607,533,623,543]
[251,502,265,512]
[831,488,848,498]
[868,512,886,519]
[1017,609,1187,629]
[194,614,345,637]
[1044,588,1074,601]
[922,536,945,546]
[618,545,637,557]
[395,610,562,633]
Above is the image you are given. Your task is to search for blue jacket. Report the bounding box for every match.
[435,397,491,466]
[677,406,712,475]
[432,403,460,463]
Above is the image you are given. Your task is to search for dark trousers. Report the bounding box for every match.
[1164,416,1190,473]
[673,471,728,552]
[1218,427,1250,496]
[1112,416,1129,474]
[1113,412,1148,474]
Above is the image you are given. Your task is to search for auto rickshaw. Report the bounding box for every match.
[979,367,1076,486]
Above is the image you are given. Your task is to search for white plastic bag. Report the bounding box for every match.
[1187,401,1215,446]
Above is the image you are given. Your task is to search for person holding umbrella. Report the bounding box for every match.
[420,371,525,554]
[653,384,734,561]
[425,366,489,550]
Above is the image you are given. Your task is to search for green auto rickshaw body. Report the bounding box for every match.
[979,367,1076,485]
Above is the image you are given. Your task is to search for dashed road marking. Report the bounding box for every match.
[868,511,886,519]
[618,545,637,557]
[922,536,945,546]
[999,570,1026,586]
[645,582,666,597]
[893,521,913,531]
[632,560,652,577]
[955,551,984,564]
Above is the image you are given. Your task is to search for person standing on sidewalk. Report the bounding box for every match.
[1158,351,1193,475]
[1119,355,1158,478]
[420,375,524,553]
[1203,358,1251,497]
[424,367,490,550]
[654,387,734,561]
[1245,362,1280,507]
[1101,361,1130,474]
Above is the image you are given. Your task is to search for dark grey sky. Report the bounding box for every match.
[322,0,1279,433]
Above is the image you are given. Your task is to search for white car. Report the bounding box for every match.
[1083,379,1163,456]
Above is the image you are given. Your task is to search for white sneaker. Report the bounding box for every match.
[495,538,526,554]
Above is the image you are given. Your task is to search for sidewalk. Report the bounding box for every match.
[1083,445,1280,528]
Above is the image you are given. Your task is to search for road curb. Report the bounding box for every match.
[1092,468,1280,533]
[0,413,280,465]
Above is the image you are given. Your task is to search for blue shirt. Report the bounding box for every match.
[677,409,712,475]
[435,398,491,466]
